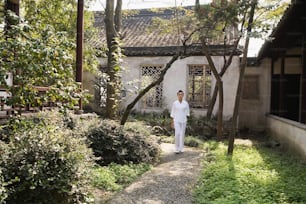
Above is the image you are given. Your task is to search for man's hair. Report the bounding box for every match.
[177,90,184,94]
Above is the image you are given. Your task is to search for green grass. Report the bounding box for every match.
[91,162,152,192]
[193,141,306,204]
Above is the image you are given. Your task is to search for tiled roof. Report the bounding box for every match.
[124,45,240,56]
[90,8,241,56]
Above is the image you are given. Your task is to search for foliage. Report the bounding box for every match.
[91,162,151,192]
[91,167,121,191]
[87,119,161,165]
[108,162,151,185]
[21,0,99,72]
[131,110,171,130]
[123,121,151,137]
[0,174,6,203]
[184,136,205,148]
[0,12,88,110]
[0,112,95,204]
[187,114,216,139]
[193,142,306,204]
[148,7,197,40]
[0,163,7,203]
[129,111,215,139]
[251,0,289,39]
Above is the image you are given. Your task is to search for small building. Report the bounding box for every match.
[86,1,306,160]
[86,8,242,120]
[241,0,306,160]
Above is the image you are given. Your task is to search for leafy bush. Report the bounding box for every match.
[129,112,216,139]
[0,168,7,203]
[0,142,7,203]
[123,121,151,136]
[0,12,88,110]
[0,114,95,204]
[91,167,121,191]
[87,120,160,165]
[184,136,204,148]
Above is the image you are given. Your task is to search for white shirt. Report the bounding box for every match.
[170,100,190,123]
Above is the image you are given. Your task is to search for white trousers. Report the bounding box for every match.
[174,122,186,152]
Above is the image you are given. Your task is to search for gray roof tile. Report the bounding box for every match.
[90,8,241,56]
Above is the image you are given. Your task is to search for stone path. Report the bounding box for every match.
[105,143,204,204]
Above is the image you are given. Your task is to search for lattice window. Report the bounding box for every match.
[188,65,211,108]
[141,65,163,108]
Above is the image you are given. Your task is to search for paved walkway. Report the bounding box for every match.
[105,143,204,204]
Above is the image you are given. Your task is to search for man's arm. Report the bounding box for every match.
[170,102,175,129]
[186,102,190,117]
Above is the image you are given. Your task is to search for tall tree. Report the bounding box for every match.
[228,0,257,155]
[195,0,288,144]
[0,0,98,111]
[104,0,122,119]
[22,0,98,72]
[195,0,243,139]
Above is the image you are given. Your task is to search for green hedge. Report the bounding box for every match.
[87,120,160,165]
[0,113,95,204]
[0,168,7,203]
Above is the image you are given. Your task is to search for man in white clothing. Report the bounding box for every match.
[170,90,190,154]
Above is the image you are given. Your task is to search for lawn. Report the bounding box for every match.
[193,140,306,204]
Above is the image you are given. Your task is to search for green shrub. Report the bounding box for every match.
[184,136,204,147]
[123,121,151,136]
[0,168,7,203]
[91,167,121,191]
[0,116,95,204]
[87,120,160,165]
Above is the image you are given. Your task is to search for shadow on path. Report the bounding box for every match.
[104,143,204,204]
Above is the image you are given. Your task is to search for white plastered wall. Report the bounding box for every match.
[95,55,241,119]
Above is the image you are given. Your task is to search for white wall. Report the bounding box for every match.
[239,58,271,130]
[117,55,240,119]
[267,115,306,162]
[87,55,272,129]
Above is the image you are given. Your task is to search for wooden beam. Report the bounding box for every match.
[279,56,285,117]
[9,0,19,4]
[301,39,306,123]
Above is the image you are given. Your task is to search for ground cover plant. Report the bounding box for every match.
[91,162,152,191]
[193,141,306,204]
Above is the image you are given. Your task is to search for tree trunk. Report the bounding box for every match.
[120,54,179,125]
[104,0,122,119]
[207,83,218,119]
[201,40,223,140]
[228,0,257,155]
[206,38,241,119]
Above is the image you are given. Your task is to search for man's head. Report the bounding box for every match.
[177,90,184,102]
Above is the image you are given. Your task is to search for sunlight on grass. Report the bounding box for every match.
[193,142,306,204]
[91,163,152,192]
